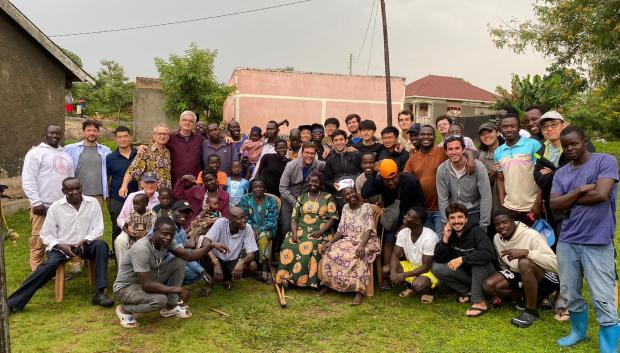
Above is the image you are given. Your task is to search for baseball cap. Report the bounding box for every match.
[141,171,158,183]
[478,122,498,134]
[298,124,312,132]
[407,123,421,135]
[539,111,565,124]
[172,200,192,212]
[378,159,398,179]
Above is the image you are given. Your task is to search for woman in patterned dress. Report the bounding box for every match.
[318,184,380,305]
[275,171,338,289]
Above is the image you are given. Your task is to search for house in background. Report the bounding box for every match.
[223,68,406,133]
[404,75,496,125]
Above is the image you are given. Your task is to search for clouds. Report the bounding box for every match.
[13,0,549,92]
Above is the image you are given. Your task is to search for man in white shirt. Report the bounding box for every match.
[21,124,74,271]
[7,177,113,312]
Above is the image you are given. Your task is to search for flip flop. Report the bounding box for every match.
[420,294,434,304]
[160,305,192,319]
[466,306,488,318]
[457,295,471,304]
[554,311,570,322]
[116,305,138,328]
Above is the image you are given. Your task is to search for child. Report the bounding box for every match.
[355,152,382,205]
[187,194,221,246]
[123,193,157,247]
[197,154,228,189]
[152,187,172,218]
[240,126,265,176]
[227,160,249,208]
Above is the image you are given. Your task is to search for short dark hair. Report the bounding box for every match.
[154,216,176,231]
[443,135,465,150]
[158,187,172,196]
[207,154,221,162]
[498,114,521,127]
[524,105,547,115]
[501,105,520,117]
[249,177,265,191]
[324,117,340,128]
[359,119,376,131]
[361,151,376,160]
[420,124,435,135]
[398,110,414,120]
[445,203,468,218]
[331,129,348,141]
[114,126,131,135]
[345,114,361,124]
[381,126,399,138]
[435,115,453,126]
[274,138,287,147]
[301,142,317,152]
[560,125,586,140]
[62,176,80,188]
[409,206,428,224]
[493,207,514,221]
[82,119,100,131]
[267,120,278,127]
[202,168,218,179]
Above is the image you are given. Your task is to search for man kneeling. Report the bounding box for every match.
[113,217,228,328]
[483,209,559,328]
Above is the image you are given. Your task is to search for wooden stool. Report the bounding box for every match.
[54,258,96,302]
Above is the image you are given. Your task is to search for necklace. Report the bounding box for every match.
[148,238,166,278]
[307,192,320,212]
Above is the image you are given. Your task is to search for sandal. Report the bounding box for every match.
[420,294,434,304]
[116,305,138,328]
[457,295,471,304]
[465,306,488,317]
[554,311,570,322]
[160,305,192,319]
[399,288,414,298]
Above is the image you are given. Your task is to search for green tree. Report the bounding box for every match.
[154,42,234,121]
[60,47,83,67]
[565,88,620,139]
[94,59,133,118]
[488,0,620,94]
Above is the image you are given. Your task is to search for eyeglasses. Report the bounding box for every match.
[154,132,169,136]
[541,121,562,130]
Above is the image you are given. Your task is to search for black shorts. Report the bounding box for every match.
[498,269,559,296]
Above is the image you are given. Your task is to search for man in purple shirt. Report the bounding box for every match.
[167,111,205,185]
[550,126,619,352]
[201,122,238,175]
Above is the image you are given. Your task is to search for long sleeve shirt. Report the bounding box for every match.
[40,196,104,251]
[434,223,495,266]
[21,143,74,207]
[494,222,558,273]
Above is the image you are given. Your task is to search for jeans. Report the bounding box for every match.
[432,262,495,303]
[557,241,619,326]
[114,257,186,314]
[425,211,443,238]
[8,240,110,311]
[183,261,206,285]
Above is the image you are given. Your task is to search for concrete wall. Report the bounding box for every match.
[223,69,405,133]
[132,77,170,144]
[0,12,65,178]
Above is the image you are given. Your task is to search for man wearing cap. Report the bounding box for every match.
[362,158,424,289]
[397,110,415,152]
[166,111,205,186]
[534,111,595,242]
[404,125,448,235]
[407,123,422,152]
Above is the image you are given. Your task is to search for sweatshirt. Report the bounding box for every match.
[434,223,495,267]
[21,143,74,207]
[493,222,558,273]
[436,158,491,230]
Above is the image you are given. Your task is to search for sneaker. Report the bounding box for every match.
[511,310,539,328]
[92,292,114,307]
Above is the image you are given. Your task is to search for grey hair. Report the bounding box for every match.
[179,110,197,123]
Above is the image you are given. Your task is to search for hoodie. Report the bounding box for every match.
[434,223,495,267]
[436,158,492,230]
[21,143,74,207]
[493,222,558,273]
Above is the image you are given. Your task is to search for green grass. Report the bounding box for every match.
[4,143,620,353]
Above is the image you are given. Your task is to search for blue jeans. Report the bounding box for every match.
[425,211,443,238]
[557,241,619,326]
[183,261,206,285]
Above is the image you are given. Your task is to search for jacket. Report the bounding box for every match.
[493,222,558,273]
[434,223,495,267]
[436,159,492,230]
[323,151,361,192]
[361,172,424,220]
[377,147,409,171]
[279,158,325,207]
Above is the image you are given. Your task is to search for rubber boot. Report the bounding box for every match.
[599,324,620,353]
[557,309,589,347]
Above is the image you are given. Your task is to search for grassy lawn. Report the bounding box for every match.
[4,142,620,353]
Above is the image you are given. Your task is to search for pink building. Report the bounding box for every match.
[223,68,405,133]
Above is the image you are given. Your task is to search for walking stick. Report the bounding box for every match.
[269,265,286,308]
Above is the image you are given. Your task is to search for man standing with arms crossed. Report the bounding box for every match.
[21,124,74,271]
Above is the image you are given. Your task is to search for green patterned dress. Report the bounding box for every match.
[275,192,338,288]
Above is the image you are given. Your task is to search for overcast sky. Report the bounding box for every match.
[12,0,549,92]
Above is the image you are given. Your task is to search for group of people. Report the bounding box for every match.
[7,107,619,351]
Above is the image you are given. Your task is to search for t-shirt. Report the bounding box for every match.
[113,236,182,292]
[494,137,542,212]
[551,153,618,245]
[546,143,562,167]
[403,146,448,211]
[227,177,249,207]
[202,218,258,261]
[396,227,438,266]
[76,146,103,196]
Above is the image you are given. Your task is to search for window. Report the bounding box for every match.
[447,105,461,117]
[418,103,429,117]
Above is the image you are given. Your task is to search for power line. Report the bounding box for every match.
[366,0,379,74]
[49,0,313,38]
[353,0,377,62]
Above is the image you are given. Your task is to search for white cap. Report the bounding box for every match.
[539,110,565,124]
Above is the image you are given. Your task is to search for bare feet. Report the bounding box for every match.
[352,293,363,305]
[317,287,330,297]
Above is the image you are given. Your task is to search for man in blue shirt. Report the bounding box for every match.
[106,126,138,248]
[550,126,619,352]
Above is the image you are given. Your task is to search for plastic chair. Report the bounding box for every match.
[54,258,96,302]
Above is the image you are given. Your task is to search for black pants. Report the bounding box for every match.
[8,239,109,312]
[107,198,124,245]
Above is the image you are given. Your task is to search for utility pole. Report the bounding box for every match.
[0,191,10,353]
[379,0,392,126]
[348,53,353,75]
